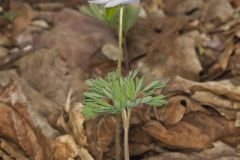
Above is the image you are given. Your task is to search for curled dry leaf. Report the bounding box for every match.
[130,104,153,125]
[32,8,116,70]
[85,115,117,160]
[230,47,240,76]
[129,16,202,82]
[17,8,117,105]
[156,96,207,125]
[141,0,164,16]
[129,143,155,156]
[17,49,74,106]
[164,0,204,16]
[0,69,59,138]
[192,91,240,119]
[156,96,186,125]
[0,82,51,160]
[129,127,153,156]
[0,139,28,160]
[52,134,79,160]
[202,0,234,23]
[68,103,87,146]
[143,112,239,150]
[144,141,240,160]
[10,0,34,39]
[164,76,240,102]
[164,76,240,125]
[205,41,234,80]
[17,48,87,110]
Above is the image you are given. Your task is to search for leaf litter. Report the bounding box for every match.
[0,0,240,159]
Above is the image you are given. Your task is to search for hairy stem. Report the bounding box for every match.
[122,108,131,160]
[123,33,130,71]
[117,6,124,77]
[115,116,121,160]
[115,6,125,160]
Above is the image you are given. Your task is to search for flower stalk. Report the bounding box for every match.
[117,6,124,77]
[122,108,131,160]
[115,6,125,160]
[82,2,166,160]
[117,6,131,160]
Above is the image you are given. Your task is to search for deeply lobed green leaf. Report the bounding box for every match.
[82,71,166,117]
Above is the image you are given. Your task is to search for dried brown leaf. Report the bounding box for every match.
[144,141,240,160]
[192,91,239,119]
[130,16,202,82]
[143,112,238,150]
[202,0,234,23]
[0,70,59,138]
[0,82,51,159]
[68,103,87,146]
[10,0,34,38]
[52,134,79,160]
[156,96,207,125]
[86,115,117,160]
[0,139,29,160]
[163,76,240,102]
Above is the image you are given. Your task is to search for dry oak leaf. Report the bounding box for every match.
[85,115,117,160]
[0,69,59,138]
[0,139,28,160]
[143,112,239,150]
[144,141,240,160]
[163,76,240,102]
[52,134,94,160]
[68,103,87,146]
[10,0,34,39]
[52,134,80,160]
[156,96,207,125]
[129,16,202,82]
[0,82,51,160]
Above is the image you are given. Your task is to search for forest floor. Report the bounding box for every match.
[0,0,240,160]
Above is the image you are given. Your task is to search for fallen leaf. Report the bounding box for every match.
[143,112,239,150]
[52,134,80,160]
[164,0,204,16]
[68,103,87,146]
[163,76,240,102]
[85,115,117,160]
[156,96,206,125]
[0,139,29,160]
[202,0,234,23]
[144,141,240,160]
[0,69,60,138]
[129,16,202,82]
[0,82,51,159]
[17,48,86,106]
[192,91,239,119]
[10,0,34,39]
[33,8,116,70]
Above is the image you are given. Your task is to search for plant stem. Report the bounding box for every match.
[115,6,125,160]
[117,6,124,77]
[123,33,130,71]
[122,108,131,160]
[115,116,121,160]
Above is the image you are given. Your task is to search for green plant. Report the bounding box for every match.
[1,11,17,21]
[83,71,166,116]
[82,1,166,160]
[83,71,166,160]
[80,4,140,32]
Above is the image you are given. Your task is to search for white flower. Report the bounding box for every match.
[89,0,139,8]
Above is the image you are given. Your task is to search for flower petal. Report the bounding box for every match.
[105,0,122,8]
[122,0,139,4]
[89,0,111,4]
[88,0,140,8]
